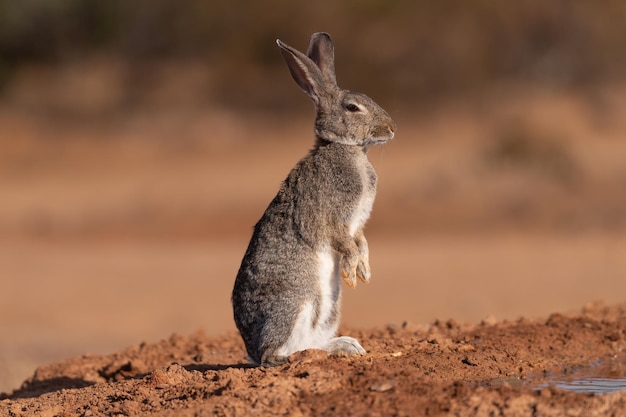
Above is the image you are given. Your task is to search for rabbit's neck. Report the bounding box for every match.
[314,137,368,154]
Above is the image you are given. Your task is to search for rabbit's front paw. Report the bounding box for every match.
[356,256,371,284]
[340,257,358,288]
[354,231,371,284]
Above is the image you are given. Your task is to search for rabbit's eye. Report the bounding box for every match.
[345,103,361,112]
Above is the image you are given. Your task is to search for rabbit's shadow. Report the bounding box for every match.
[184,363,255,372]
[3,377,96,400]
[3,363,254,400]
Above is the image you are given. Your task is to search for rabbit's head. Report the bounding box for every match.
[277,33,396,147]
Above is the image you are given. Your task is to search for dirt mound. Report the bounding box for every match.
[2,302,625,416]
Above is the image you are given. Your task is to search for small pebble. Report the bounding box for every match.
[369,380,396,392]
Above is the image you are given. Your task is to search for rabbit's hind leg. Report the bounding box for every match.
[323,336,366,357]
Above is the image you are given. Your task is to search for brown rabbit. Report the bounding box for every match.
[232,32,396,366]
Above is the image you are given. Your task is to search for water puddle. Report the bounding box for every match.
[482,355,626,395]
[534,355,626,395]
[541,377,626,394]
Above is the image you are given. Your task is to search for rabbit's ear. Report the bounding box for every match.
[306,32,337,86]
[276,38,326,105]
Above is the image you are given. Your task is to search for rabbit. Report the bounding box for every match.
[231,32,396,366]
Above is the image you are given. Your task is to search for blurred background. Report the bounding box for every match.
[2,0,626,393]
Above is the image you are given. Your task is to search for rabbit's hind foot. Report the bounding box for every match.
[323,336,366,357]
[260,352,288,367]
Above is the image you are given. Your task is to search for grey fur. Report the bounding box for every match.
[231,32,396,366]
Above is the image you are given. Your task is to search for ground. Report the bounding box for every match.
[1,302,626,416]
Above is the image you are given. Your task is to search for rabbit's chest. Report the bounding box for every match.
[348,166,377,236]
[348,194,374,237]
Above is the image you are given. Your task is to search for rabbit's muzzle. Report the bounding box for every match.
[366,123,396,145]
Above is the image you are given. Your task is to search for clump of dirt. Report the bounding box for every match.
[2,302,626,416]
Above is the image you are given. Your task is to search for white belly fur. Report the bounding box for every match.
[349,192,375,237]
[276,246,340,357]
